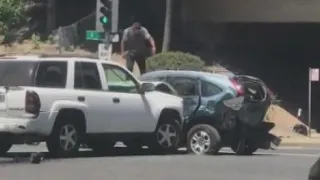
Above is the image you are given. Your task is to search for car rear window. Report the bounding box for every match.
[0,61,38,86]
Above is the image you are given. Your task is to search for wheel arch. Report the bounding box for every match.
[183,116,219,136]
[155,108,182,131]
[50,108,87,134]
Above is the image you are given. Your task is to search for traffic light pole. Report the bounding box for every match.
[111,0,119,34]
[95,0,119,60]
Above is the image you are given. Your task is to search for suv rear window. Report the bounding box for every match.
[35,61,67,88]
[0,60,67,88]
[0,61,38,86]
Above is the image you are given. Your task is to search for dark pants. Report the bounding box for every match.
[125,51,149,75]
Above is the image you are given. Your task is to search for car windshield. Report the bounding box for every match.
[0,61,38,86]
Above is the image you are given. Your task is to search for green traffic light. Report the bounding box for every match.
[100,16,109,24]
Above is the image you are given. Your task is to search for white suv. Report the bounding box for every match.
[0,54,184,157]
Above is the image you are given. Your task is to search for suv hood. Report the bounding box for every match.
[145,90,184,120]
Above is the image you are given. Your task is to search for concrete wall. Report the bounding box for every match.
[182,0,320,22]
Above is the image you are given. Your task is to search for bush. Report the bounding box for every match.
[0,0,26,35]
[146,51,205,72]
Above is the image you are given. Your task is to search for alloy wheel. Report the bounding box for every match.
[59,124,78,151]
[156,124,178,148]
[190,130,211,155]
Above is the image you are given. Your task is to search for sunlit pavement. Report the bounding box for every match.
[0,143,318,180]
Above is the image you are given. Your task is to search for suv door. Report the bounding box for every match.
[73,61,110,133]
[235,75,271,126]
[164,76,200,118]
[101,63,155,132]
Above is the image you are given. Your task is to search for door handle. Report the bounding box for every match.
[112,97,120,103]
[77,96,85,102]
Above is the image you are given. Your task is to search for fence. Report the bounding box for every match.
[51,12,98,53]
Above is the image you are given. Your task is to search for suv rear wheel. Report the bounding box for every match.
[231,138,258,155]
[46,118,83,158]
[187,124,221,155]
[0,141,12,155]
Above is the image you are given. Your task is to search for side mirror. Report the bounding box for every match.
[139,82,156,94]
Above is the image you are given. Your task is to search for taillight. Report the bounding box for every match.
[230,78,244,96]
[25,91,41,117]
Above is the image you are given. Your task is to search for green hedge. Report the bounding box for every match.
[146,51,205,71]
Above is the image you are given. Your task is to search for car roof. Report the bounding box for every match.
[141,70,236,89]
[142,70,232,80]
[0,54,120,66]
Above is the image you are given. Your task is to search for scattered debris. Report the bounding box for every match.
[29,152,44,164]
[293,124,308,136]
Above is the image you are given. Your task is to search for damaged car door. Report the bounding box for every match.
[165,76,200,118]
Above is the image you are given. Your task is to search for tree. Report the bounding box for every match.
[161,0,172,52]
[46,0,56,33]
[0,0,26,35]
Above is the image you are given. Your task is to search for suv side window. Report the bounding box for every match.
[102,64,139,93]
[74,62,102,90]
[201,81,223,97]
[166,77,198,96]
[35,61,67,88]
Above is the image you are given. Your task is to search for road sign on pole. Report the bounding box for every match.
[86,31,104,40]
[308,68,319,137]
[98,43,112,60]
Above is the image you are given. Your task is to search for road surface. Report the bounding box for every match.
[0,144,318,180]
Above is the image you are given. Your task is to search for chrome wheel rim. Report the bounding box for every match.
[190,130,211,155]
[156,124,177,148]
[59,124,78,151]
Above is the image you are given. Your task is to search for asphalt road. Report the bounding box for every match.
[0,144,318,180]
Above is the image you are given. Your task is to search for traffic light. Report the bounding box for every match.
[96,0,112,32]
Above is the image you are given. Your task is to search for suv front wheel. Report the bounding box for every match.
[149,118,181,154]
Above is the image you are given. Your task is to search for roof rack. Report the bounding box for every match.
[38,53,99,59]
[0,53,99,59]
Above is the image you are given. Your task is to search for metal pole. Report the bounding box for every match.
[308,68,312,137]
[58,27,62,55]
[111,0,119,33]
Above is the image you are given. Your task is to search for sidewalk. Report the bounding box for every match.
[280,135,320,146]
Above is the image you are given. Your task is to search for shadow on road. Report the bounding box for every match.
[0,147,277,165]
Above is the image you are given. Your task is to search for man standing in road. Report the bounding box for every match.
[121,22,156,74]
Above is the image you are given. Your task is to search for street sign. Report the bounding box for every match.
[98,43,112,60]
[86,31,103,40]
[308,67,319,137]
[310,68,319,81]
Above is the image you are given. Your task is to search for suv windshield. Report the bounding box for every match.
[0,61,38,86]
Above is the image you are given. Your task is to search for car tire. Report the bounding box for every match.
[149,119,181,154]
[87,140,115,155]
[46,118,83,158]
[231,139,258,155]
[187,124,221,155]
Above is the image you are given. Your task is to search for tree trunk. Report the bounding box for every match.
[46,0,56,34]
[162,0,172,52]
